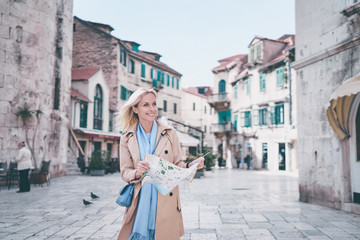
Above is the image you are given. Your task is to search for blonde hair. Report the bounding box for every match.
[117,88,157,131]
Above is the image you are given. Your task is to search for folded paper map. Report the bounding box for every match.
[142,154,199,195]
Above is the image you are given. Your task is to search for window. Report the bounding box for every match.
[109,111,114,132]
[176,78,179,89]
[259,108,267,126]
[253,110,259,126]
[218,110,231,123]
[167,74,170,86]
[193,103,196,111]
[121,85,127,100]
[173,103,177,114]
[210,107,213,115]
[250,47,254,61]
[241,111,251,127]
[163,100,167,112]
[151,68,154,79]
[80,102,87,128]
[54,77,60,110]
[120,47,127,66]
[246,78,251,96]
[93,84,103,130]
[233,83,238,99]
[172,76,175,88]
[161,72,165,84]
[141,63,146,78]
[260,73,266,92]
[204,106,207,114]
[128,59,135,74]
[270,103,284,125]
[157,71,161,81]
[204,125,207,133]
[132,44,139,52]
[276,66,285,87]
[219,80,226,93]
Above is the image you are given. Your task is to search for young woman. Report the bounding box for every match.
[117,88,204,240]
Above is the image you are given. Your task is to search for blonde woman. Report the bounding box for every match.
[117,88,204,240]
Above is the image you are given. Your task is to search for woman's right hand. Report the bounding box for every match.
[135,161,150,179]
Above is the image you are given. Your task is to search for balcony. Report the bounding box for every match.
[211,122,232,137]
[208,93,231,111]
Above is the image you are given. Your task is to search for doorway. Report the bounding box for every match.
[262,143,268,169]
[278,143,286,171]
[350,94,360,204]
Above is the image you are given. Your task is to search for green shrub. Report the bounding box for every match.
[89,150,106,170]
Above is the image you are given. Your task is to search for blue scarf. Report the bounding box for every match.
[129,120,158,240]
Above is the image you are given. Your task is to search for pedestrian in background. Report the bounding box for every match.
[244,152,252,170]
[235,150,241,169]
[13,142,32,193]
[117,88,204,240]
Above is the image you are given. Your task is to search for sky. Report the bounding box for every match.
[73,0,295,88]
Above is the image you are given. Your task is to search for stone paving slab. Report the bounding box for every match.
[1,168,360,239]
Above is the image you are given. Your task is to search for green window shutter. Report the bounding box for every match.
[276,67,284,87]
[120,48,124,64]
[152,79,157,88]
[234,114,238,131]
[245,111,251,127]
[259,108,267,126]
[167,75,170,86]
[270,106,275,125]
[121,86,127,100]
[141,63,146,78]
[173,103,177,114]
[218,110,231,123]
[260,73,266,92]
[124,51,127,67]
[172,76,175,88]
[151,68,154,79]
[161,72,165,84]
[157,71,161,81]
[176,78,179,89]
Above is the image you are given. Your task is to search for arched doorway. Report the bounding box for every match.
[349,93,360,204]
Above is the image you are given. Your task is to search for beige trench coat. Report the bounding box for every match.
[117,120,186,240]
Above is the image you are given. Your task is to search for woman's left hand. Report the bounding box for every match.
[189,157,205,169]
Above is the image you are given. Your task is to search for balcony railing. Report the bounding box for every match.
[208,92,229,104]
[211,122,232,133]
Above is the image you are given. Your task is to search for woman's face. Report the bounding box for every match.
[133,93,157,123]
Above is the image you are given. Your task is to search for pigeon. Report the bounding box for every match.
[83,199,93,206]
[91,192,99,200]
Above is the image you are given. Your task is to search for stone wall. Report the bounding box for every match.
[294,0,360,209]
[72,17,119,107]
[0,0,73,176]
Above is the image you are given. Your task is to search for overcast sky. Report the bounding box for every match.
[73,0,295,88]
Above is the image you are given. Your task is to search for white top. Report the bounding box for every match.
[14,147,32,170]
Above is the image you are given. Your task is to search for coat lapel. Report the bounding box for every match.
[155,121,172,156]
[126,123,141,166]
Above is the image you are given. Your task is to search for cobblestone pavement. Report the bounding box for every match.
[1,168,360,240]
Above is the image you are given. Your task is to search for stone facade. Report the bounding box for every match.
[0,0,73,176]
[294,0,360,213]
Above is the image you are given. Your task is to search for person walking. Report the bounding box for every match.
[235,151,241,169]
[117,88,204,240]
[244,152,252,170]
[13,142,32,193]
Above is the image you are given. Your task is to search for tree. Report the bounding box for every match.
[15,103,43,169]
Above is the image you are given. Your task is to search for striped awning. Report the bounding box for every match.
[326,75,360,139]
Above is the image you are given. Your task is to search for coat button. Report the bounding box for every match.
[169,192,173,196]
[165,150,168,154]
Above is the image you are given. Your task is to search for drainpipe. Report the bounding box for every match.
[287,60,292,126]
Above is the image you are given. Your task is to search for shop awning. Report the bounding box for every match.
[74,128,121,140]
[326,75,360,139]
[176,131,200,147]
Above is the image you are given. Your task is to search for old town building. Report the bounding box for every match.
[210,35,296,170]
[294,0,360,213]
[72,16,183,134]
[70,67,120,169]
[0,0,73,176]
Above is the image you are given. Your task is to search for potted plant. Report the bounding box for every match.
[203,147,216,171]
[89,150,106,176]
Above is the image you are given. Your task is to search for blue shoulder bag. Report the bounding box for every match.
[116,183,135,207]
